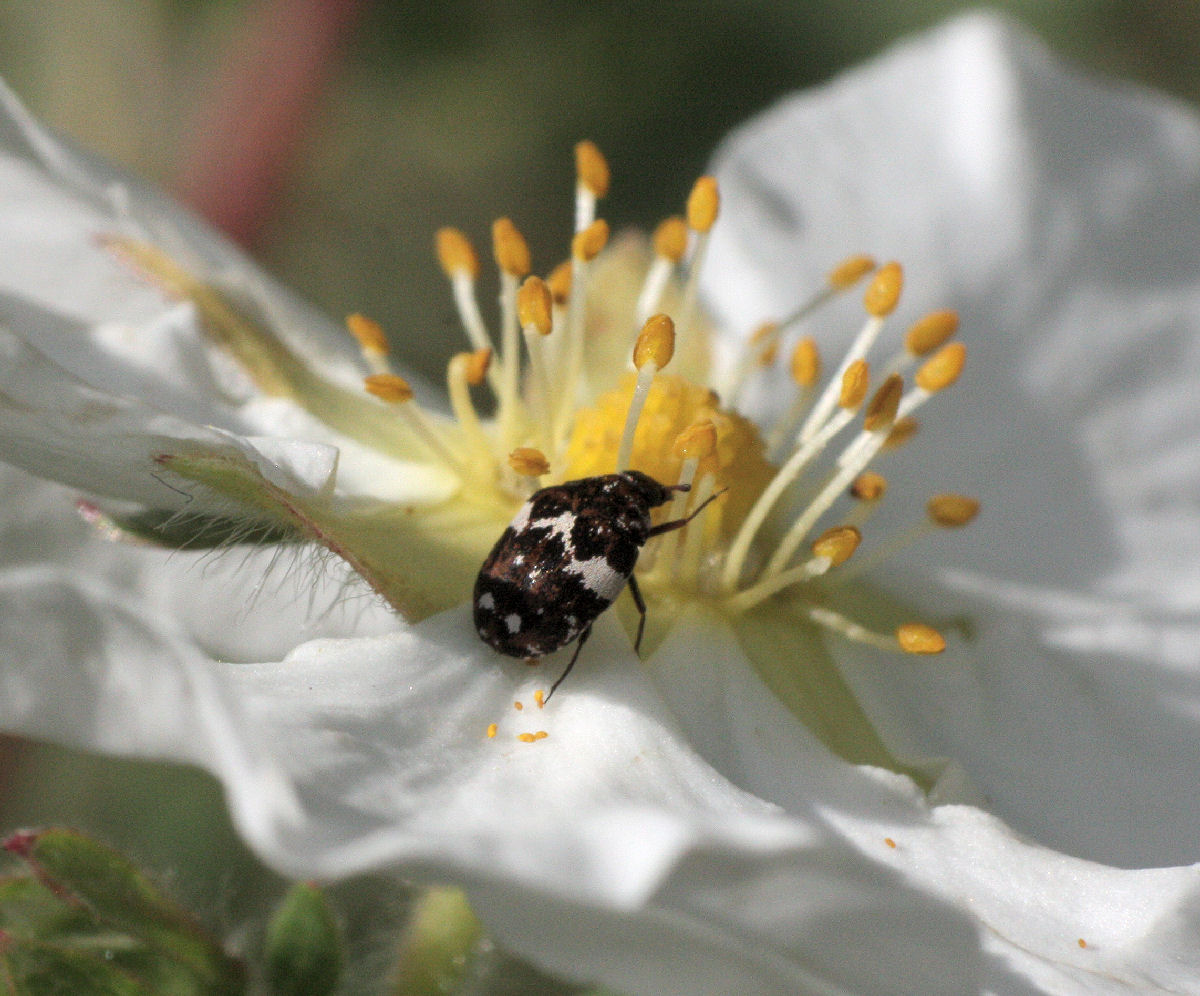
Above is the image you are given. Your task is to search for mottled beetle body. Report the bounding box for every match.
[474,470,716,698]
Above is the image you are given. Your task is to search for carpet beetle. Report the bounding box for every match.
[474,470,719,699]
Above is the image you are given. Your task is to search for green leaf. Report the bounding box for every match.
[264,882,342,996]
[2,830,244,995]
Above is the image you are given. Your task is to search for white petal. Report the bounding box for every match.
[706,11,1200,866]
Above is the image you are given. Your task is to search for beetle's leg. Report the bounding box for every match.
[646,487,726,538]
[627,573,647,653]
[546,624,592,702]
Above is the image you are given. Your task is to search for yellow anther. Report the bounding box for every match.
[633,313,676,370]
[850,471,887,501]
[652,215,689,262]
[864,373,903,431]
[486,723,498,739]
[838,359,869,410]
[492,217,532,278]
[363,373,413,404]
[897,623,946,654]
[927,494,980,527]
[915,342,966,392]
[812,525,861,566]
[463,347,491,385]
[790,337,821,387]
[346,313,388,356]
[517,276,553,335]
[863,261,903,317]
[686,176,720,233]
[758,342,779,366]
[673,419,717,461]
[435,226,479,278]
[828,254,876,290]
[575,140,610,197]
[508,447,550,477]
[547,260,572,304]
[884,416,919,449]
[905,309,959,356]
[572,219,610,262]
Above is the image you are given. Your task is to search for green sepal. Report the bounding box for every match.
[1,829,244,995]
[263,882,342,996]
[391,887,480,996]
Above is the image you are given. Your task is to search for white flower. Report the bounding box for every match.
[1,11,1200,995]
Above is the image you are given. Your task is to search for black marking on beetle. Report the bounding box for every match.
[474,470,721,700]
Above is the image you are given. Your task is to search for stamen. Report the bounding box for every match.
[517,275,555,448]
[636,215,688,324]
[574,140,610,232]
[765,337,821,455]
[927,493,980,528]
[905,309,960,358]
[493,218,533,450]
[678,175,719,347]
[798,262,902,444]
[897,623,946,654]
[436,228,500,393]
[558,220,610,441]
[722,360,868,590]
[827,254,877,290]
[617,314,676,471]
[364,374,466,473]
[726,524,861,612]
[650,420,716,575]
[884,417,919,450]
[851,470,887,501]
[447,349,494,467]
[346,313,391,375]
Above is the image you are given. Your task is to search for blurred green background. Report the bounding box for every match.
[0,0,1196,988]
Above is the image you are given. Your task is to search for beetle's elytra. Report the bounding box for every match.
[473,470,717,699]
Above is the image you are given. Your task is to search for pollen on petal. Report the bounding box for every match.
[652,215,689,262]
[486,723,498,739]
[575,140,611,197]
[827,253,876,289]
[927,494,980,527]
[493,218,532,277]
[897,623,946,654]
[863,261,903,317]
[686,176,720,233]
[534,689,545,709]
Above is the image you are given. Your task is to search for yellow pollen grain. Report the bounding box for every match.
[345,313,388,356]
[864,373,903,431]
[813,525,861,566]
[674,420,717,461]
[850,470,888,501]
[884,416,919,450]
[884,837,897,849]
[897,623,947,654]
[653,215,689,262]
[634,313,676,370]
[534,689,545,709]
[927,494,980,527]
[828,254,877,289]
[863,261,903,317]
[517,276,553,334]
[508,447,550,477]
[486,723,498,739]
[1078,938,1088,950]
[838,359,870,410]
[435,227,479,278]
[363,373,413,404]
[790,337,821,387]
[915,342,966,392]
[464,347,491,385]
[573,219,610,261]
[686,176,720,232]
[575,140,610,197]
[547,260,572,304]
[517,732,536,742]
[514,701,524,711]
[492,217,531,278]
[905,309,959,356]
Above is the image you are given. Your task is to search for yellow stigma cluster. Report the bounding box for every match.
[351,141,976,658]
